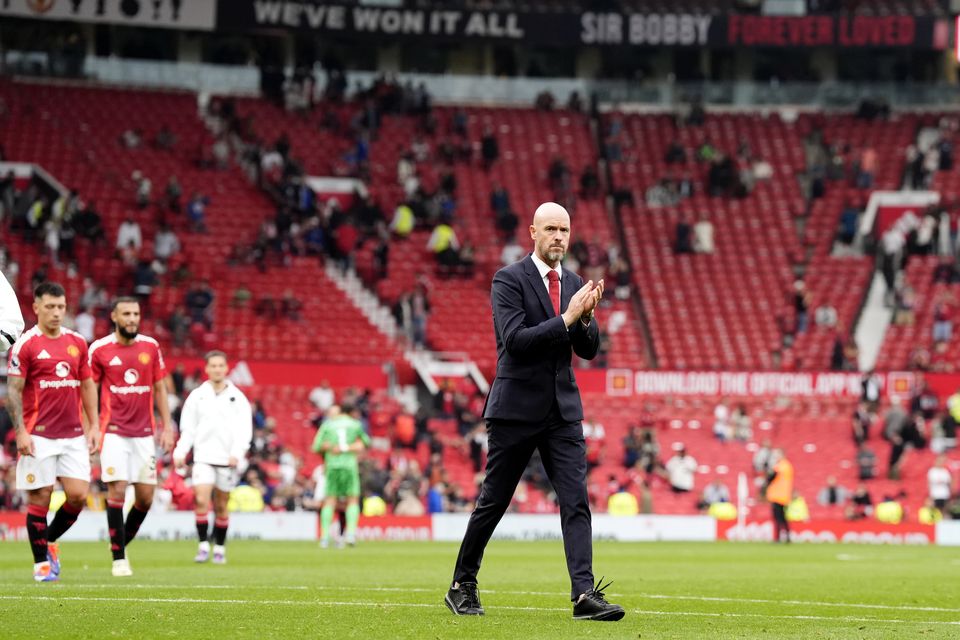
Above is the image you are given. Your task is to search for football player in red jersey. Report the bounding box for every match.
[7,282,100,582]
[89,297,173,577]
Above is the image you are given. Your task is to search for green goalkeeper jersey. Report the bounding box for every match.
[312,414,370,472]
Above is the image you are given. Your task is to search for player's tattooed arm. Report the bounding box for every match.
[8,376,33,456]
[7,375,25,433]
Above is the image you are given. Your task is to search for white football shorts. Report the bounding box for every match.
[193,462,239,493]
[16,435,91,490]
[100,433,157,485]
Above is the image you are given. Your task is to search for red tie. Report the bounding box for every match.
[547,270,560,316]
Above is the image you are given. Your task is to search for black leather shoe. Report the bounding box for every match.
[573,578,625,621]
[445,582,485,616]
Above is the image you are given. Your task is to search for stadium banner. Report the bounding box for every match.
[0,510,318,541]
[431,513,715,542]
[935,521,960,546]
[355,515,432,541]
[0,0,217,31]
[163,357,387,389]
[214,3,947,50]
[718,519,935,544]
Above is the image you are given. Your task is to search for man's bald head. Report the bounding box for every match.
[530,202,571,267]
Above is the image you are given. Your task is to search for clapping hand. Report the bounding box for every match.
[562,280,604,327]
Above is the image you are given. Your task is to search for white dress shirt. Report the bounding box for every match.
[530,251,562,299]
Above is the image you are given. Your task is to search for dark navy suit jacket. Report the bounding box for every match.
[482,254,600,424]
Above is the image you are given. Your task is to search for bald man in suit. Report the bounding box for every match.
[444,202,624,622]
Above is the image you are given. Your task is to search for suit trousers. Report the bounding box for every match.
[452,402,594,600]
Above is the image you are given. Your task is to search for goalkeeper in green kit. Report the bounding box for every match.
[312,403,370,548]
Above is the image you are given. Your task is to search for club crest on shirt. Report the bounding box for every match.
[138,352,151,365]
[67,345,80,358]
[55,362,71,378]
[26,474,35,483]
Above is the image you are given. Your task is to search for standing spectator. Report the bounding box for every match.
[792,280,811,334]
[852,402,872,445]
[73,306,95,343]
[184,280,215,328]
[480,125,499,170]
[712,399,731,442]
[928,455,954,510]
[857,442,877,480]
[764,449,794,543]
[187,193,209,233]
[675,216,693,254]
[309,380,336,413]
[165,176,182,213]
[664,446,698,493]
[116,215,142,252]
[693,216,715,254]
[861,370,882,413]
[153,223,181,266]
[132,171,152,209]
[933,295,953,344]
[732,404,752,441]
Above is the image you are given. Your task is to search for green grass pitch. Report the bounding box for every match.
[2,540,959,639]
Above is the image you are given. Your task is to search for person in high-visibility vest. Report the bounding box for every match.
[875,495,904,524]
[764,448,794,543]
[607,488,639,516]
[918,497,942,525]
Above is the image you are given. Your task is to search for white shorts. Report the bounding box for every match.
[16,435,91,490]
[100,434,157,485]
[193,462,239,493]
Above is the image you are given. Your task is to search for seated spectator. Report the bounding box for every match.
[116,215,142,252]
[580,165,600,200]
[154,125,176,150]
[786,492,810,522]
[697,479,730,511]
[845,483,874,520]
[121,128,142,149]
[481,125,499,169]
[280,290,303,321]
[566,91,583,113]
[817,475,850,507]
[815,303,838,328]
[665,141,686,164]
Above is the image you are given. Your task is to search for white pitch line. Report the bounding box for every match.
[0,595,958,626]
[633,593,960,614]
[2,585,959,615]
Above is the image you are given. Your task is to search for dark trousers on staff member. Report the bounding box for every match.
[452,402,593,601]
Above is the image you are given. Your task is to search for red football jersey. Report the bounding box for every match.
[88,334,167,437]
[7,326,91,439]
